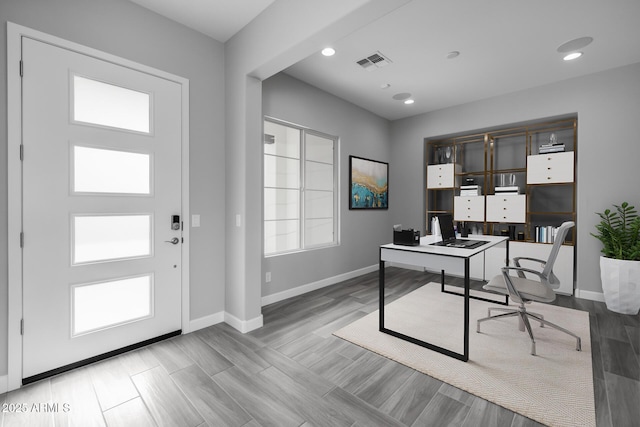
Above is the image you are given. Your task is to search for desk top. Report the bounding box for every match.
[381,234,508,258]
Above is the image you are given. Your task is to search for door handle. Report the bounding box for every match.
[165,237,180,245]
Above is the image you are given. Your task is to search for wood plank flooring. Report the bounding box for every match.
[1,267,638,426]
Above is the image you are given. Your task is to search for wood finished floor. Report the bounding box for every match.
[1,267,638,426]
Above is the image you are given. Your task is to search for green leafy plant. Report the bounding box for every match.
[592,202,640,260]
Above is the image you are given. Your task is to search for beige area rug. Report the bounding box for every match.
[334,282,595,427]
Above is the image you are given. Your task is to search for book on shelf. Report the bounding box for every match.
[459,185,481,196]
[539,143,565,153]
[494,186,519,195]
[535,225,559,243]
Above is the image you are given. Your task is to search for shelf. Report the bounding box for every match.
[425,116,577,262]
[528,211,574,216]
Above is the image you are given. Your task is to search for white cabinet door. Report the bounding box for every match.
[427,164,459,188]
[527,152,574,184]
[486,195,526,223]
[454,196,485,221]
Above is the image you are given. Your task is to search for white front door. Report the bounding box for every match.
[21,37,184,381]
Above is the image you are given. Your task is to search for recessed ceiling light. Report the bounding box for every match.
[392,92,412,101]
[404,99,415,105]
[557,37,593,53]
[446,51,460,59]
[321,47,336,57]
[563,52,583,61]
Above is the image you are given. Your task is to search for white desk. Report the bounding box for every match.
[379,234,509,362]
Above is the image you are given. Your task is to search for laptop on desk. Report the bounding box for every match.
[431,214,488,249]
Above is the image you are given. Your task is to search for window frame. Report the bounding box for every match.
[263,117,339,257]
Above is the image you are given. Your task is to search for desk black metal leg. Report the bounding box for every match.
[379,258,385,331]
[464,258,470,361]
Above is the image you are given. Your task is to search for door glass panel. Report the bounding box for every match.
[73,145,151,194]
[72,275,153,336]
[73,214,151,264]
[73,75,151,133]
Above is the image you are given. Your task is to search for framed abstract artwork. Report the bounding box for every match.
[349,155,388,209]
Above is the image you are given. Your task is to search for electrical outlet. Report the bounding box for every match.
[265,272,271,283]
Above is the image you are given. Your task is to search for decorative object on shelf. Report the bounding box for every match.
[431,216,441,236]
[592,201,640,314]
[349,155,388,209]
[459,221,469,237]
[539,133,565,153]
[496,173,518,194]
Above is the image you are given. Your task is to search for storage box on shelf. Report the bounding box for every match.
[426,163,461,188]
[486,194,526,223]
[527,151,574,184]
[454,196,485,222]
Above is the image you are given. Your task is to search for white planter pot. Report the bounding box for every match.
[599,256,640,315]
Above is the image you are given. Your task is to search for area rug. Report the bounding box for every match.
[333,282,595,427]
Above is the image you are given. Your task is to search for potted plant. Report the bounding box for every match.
[592,202,640,314]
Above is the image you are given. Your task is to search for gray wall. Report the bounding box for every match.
[390,62,640,294]
[223,0,408,327]
[262,73,391,297]
[0,0,226,375]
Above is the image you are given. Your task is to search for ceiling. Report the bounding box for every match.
[128,0,275,43]
[129,0,640,121]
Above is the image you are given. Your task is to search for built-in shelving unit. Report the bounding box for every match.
[425,117,577,294]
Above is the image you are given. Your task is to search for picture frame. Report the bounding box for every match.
[349,155,388,209]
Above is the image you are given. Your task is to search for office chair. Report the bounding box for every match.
[476,221,581,355]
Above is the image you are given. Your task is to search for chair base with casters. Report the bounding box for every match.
[477,297,581,356]
[476,221,582,356]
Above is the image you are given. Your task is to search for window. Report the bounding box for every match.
[264,118,338,255]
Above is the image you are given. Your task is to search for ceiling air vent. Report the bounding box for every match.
[356,51,392,71]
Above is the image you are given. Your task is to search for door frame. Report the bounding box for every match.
[6,22,191,392]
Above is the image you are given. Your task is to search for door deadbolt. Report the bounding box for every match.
[171,215,180,230]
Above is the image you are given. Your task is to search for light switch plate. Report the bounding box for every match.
[192,214,200,227]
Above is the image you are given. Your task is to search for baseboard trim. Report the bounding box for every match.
[261,264,378,306]
[224,312,264,333]
[0,375,7,394]
[188,311,225,333]
[575,289,605,302]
